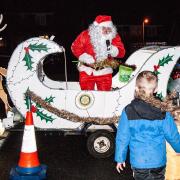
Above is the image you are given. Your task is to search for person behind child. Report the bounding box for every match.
[71,15,125,91]
[115,71,180,180]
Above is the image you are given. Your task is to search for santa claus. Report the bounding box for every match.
[71,15,125,91]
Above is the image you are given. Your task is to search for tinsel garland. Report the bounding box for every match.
[26,90,180,125]
[135,90,180,121]
[80,58,136,70]
[26,90,119,125]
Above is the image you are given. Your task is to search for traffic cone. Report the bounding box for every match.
[9,109,47,179]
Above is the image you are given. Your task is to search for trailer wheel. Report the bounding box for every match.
[87,130,114,158]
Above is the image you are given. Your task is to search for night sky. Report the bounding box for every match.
[1,0,180,46]
[1,0,179,23]
[0,0,180,80]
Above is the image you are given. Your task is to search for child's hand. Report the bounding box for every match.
[116,162,126,173]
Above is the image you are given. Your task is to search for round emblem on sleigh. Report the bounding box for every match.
[75,92,94,109]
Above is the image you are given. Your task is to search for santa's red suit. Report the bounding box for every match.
[71,15,125,91]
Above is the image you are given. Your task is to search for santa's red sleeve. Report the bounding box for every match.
[111,34,126,58]
[71,31,95,64]
[71,31,87,58]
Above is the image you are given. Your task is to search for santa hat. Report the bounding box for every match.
[93,15,113,27]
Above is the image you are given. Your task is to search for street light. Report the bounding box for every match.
[142,18,149,43]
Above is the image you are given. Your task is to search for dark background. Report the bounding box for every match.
[0,2,179,179]
[0,0,180,81]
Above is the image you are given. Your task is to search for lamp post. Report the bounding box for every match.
[142,18,149,43]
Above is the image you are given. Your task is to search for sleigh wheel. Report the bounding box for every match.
[87,130,114,159]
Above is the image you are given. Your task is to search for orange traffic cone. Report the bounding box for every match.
[9,108,47,179]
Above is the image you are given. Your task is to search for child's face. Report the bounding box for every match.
[136,78,157,96]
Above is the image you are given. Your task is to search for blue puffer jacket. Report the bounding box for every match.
[115,98,180,169]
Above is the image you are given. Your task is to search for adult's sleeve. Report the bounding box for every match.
[71,31,87,58]
[71,31,95,64]
[111,34,126,58]
[115,109,130,163]
[163,112,180,153]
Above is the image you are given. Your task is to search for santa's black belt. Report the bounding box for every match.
[83,63,105,70]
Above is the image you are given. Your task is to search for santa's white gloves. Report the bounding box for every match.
[78,47,119,64]
[109,45,119,57]
[79,53,95,64]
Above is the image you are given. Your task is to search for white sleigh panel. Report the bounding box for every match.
[6,37,180,130]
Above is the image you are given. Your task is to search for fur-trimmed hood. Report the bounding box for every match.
[131,90,180,122]
[126,98,166,120]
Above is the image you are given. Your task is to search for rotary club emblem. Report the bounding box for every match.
[75,92,94,109]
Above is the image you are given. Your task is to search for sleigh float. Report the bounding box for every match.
[3,37,180,158]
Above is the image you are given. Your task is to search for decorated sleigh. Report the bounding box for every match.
[2,37,180,158]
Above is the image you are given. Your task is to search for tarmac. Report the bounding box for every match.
[0,98,134,180]
[0,129,134,180]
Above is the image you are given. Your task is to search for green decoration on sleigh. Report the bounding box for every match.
[119,65,133,82]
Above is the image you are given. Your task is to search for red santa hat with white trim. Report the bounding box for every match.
[93,15,113,27]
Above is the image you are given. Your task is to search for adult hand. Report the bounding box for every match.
[79,53,95,64]
[116,162,126,173]
[110,45,119,57]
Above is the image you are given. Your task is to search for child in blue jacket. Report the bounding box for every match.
[115,71,180,180]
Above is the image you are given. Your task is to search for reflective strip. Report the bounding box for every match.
[21,125,37,152]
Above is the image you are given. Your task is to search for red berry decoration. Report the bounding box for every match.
[31,105,37,113]
[153,65,160,71]
[24,47,30,53]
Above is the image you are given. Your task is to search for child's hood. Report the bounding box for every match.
[125,98,166,120]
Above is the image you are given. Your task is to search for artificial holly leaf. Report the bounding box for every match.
[24,96,30,109]
[29,43,50,52]
[153,71,161,75]
[24,88,31,109]
[158,54,173,66]
[23,52,34,70]
[36,109,55,123]
[36,103,41,108]
[35,95,55,108]
[45,96,55,104]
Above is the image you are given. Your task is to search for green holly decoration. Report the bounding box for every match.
[29,43,50,52]
[36,95,55,108]
[23,52,34,70]
[153,70,160,76]
[24,88,31,109]
[153,54,174,76]
[36,109,55,123]
[24,91,56,123]
[45,96,55,104]
[23,43,50,71]
[24,95,31,109]
[35,102,41,108]
[158,54,173,66]
[35,95,55,123]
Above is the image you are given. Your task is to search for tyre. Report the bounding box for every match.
[87,130,115,159]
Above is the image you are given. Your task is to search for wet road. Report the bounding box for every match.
[0,129,134,180]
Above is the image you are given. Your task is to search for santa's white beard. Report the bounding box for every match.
[89,24,117,61]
